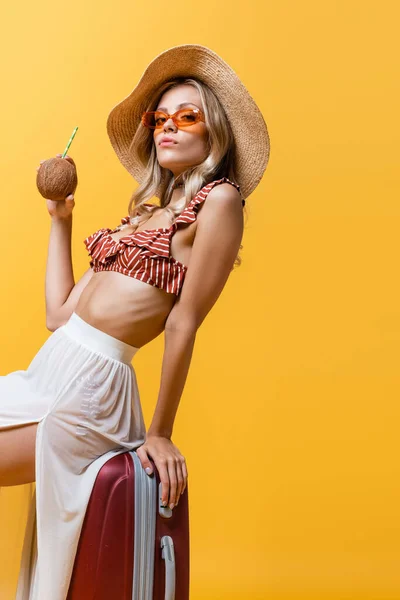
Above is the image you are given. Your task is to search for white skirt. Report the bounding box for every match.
[0,312,146,600]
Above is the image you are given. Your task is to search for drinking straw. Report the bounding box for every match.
[62,127,79,158]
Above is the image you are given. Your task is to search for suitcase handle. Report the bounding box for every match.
[161,536,176,600]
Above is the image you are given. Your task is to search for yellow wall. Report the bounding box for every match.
[1,0,399,598]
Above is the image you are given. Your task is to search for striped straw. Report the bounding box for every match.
[62,127,79,158]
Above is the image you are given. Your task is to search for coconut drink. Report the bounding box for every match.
[36,127,79,201]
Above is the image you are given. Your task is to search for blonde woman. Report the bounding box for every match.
[0,44,269,599]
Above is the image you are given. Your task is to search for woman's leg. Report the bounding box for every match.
[0,423,37,486]
[1,315,145,599]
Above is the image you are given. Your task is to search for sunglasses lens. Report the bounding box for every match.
[142,112,157,128]
[175,109,199,126]
[142,109,200,129]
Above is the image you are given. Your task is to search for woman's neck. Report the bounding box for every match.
[166,186,185,209]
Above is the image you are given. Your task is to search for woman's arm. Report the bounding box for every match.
[45,214,94,331]
[147,183,244,438]
[45,215,74,328]
[47,265,94,331]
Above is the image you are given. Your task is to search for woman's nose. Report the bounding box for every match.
[163,118,177,131]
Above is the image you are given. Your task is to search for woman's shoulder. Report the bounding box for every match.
[174,178,244,227]
[190,177,244,209]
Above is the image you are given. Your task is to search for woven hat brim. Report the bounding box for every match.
[106,44,270,199]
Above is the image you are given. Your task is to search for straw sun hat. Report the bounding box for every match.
[106,43,270,200]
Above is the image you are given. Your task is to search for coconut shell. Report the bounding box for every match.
[36,157,78,201]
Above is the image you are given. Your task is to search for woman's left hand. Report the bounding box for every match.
[136,434,188,510]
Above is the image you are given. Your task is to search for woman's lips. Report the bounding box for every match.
[159,141,177,146]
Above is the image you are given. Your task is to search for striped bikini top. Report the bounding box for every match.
[83,177,244,296]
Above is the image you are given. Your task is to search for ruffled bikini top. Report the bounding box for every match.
[83,177,244,296]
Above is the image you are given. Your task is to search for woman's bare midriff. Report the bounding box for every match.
[74,273,178,348]
[74,206,198,349]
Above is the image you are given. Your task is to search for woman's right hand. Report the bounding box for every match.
[37,153,76,221]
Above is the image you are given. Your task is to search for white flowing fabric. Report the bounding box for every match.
[0,312,146,599]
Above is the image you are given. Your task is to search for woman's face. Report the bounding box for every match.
[153,84,209,178]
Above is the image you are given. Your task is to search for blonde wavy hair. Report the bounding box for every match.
[126,77,247,267]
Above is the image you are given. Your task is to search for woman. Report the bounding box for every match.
[0,44,270,599]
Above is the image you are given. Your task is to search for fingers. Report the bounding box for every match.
[137,444,188,510]
[56,153,76,166]
[136,446,170,505]
[167,458,178,509]
[36,154,75,172]
[158,458,171,508]
[180,457,188,496]
[175,460,185,503]
[162,457,187,509]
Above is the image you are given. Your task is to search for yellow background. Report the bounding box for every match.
[1,0,399,598]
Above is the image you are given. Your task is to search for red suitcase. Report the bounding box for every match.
[67,449,190,599]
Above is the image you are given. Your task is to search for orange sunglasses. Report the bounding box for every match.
[141,107,205,130]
